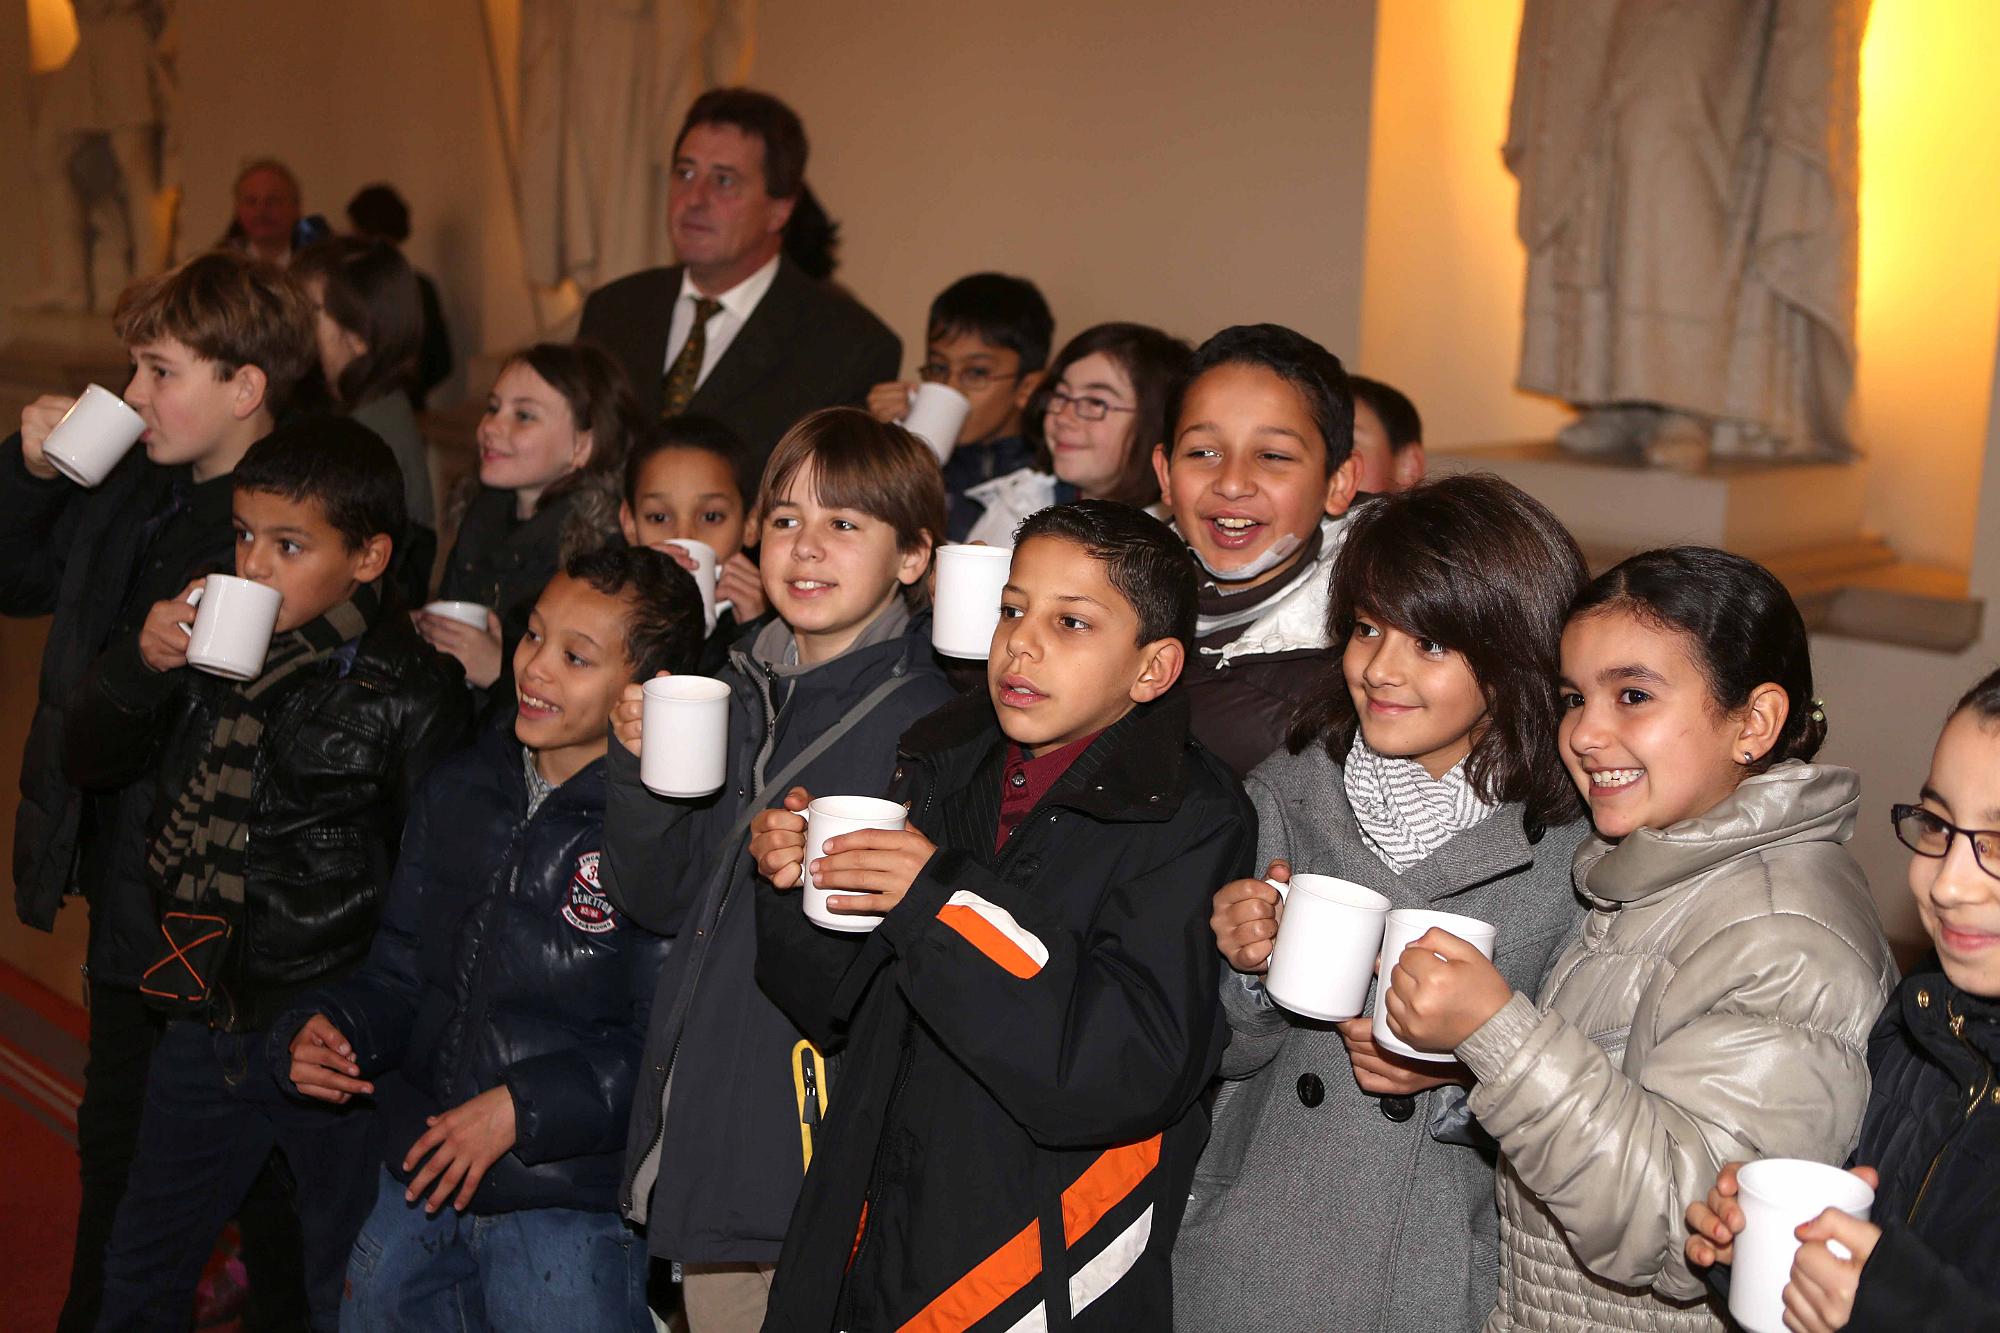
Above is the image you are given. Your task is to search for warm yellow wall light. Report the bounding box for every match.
[26,0,80,74]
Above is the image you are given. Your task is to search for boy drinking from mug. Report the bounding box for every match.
[278,547,704,1330]
[747,500,1255,1331]
[65,419,470,1331]
[0,251,317,1329]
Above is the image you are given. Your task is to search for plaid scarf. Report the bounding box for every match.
[148,586,377,911]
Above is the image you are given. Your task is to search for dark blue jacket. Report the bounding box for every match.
[279,720,670,1214]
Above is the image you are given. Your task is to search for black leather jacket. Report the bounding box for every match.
[65,612,470,1030]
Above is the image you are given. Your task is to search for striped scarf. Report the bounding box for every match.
[148,589,376,911]
[1342,735,1495,873]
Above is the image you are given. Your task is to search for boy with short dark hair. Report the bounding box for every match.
[65,417,471,1331]
[1153,323,1362,778]
[749,499,1255,1331]
[278,546,704,1331]
[0,250,318,1330]
[868,272,1054,540]
[1349,373,1426,493]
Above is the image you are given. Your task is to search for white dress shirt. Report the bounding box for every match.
[661,253,782,391]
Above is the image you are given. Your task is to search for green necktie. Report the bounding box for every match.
[661,296,724,418]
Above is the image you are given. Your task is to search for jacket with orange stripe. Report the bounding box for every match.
[755,689,1256,1331]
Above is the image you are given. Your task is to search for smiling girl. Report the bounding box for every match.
[1176,475,1591,1332]
[1385,546,1897,1333]
[424,343,635,694]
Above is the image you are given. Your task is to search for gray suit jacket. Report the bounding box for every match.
[575,254,901,467]
[1173,743,1589,1333]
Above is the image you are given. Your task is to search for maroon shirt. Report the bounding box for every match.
[994,731,1103,853]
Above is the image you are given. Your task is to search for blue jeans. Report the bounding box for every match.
[96,1020,376,1332]
[341,1169,652,1332]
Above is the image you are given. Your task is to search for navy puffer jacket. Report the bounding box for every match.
[276,720,670,1213]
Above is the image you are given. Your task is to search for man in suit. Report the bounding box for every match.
[577,89,900,466]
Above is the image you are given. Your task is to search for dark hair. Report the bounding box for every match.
[233,415,408,553]
[113,251,317,417]
[503,342,644,516]
[927,273,1055,374]
[625,415,756,510]
[345,184,411,243]
[1171,323,1355,477]
[1350,374,1422,453]
[1289,475,1588,829]
[1015,501,1198,650]
[1026,322,1193,508]
[293,237,422,407]
[1954,667,2000,720]
[1568,547,1826,770]
[562,546,705,681]
[782,183,840,280]
[675,88,808,199]
[756,409,946,604]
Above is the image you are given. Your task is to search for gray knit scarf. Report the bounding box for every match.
[1342,736,1494,873]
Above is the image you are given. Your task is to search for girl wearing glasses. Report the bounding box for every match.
[1383,546,1896,1333]
[960,323,1191,546]
[1687,666,2000,1332]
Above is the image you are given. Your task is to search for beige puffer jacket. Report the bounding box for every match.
[1456,762,1897,1332]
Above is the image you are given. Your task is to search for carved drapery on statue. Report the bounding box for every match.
[1507,0,1869,461]
[514,0,756,292]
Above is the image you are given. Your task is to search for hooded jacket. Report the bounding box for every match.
[1840,966,2000,1331]
[755,690,1256,1332]
[276,721,667,1213]
[602,603,957,1263]
[1457,762,1897,1333]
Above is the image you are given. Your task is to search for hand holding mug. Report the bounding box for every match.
[1336,1017,1470,1097]
[1384,927,1514,1052]
[611,674,665,754]
[1209,859,1289,973]
[19,394,77,480]
[418,607,504,687]
[749,787,812,889]
[811,822,936,917]
[718,551,766,620]
[866,380,916,423]
[649,541,702,576]
[1784,1192,1882,1333]
[138,579,205,672]
[1686,1161,1747,1269]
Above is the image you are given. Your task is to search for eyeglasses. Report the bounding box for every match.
[1892,803,2000,878]
[919,362,1018,394]
[1046,388,1136,423]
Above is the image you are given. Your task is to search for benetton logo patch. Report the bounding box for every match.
[561,851,616,934]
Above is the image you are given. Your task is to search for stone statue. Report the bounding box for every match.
[28,0,177,312]
[1507,0,1869,465]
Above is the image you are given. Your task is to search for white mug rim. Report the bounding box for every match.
[644,674,731,702]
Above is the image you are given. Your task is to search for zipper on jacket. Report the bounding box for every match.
[1905,997,1994,1225]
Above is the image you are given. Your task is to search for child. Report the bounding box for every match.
[423,341,636,699]
[745,499,1254,1330]
[961,322,1193,545]
[1153,323,1362,778]
[66,418,472,1330]
[1684,666,2000,1331]
[1384,546,1897,1332]
[600,408,958,1331]
[1349,373,1426,494]
[619,412,769,671]
[279,547,703,1331]
[866,272,1053,540]
[1177,475,1593,1332]
[0,250,316,1330]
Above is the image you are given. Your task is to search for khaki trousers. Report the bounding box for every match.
[681,1262,777,1333]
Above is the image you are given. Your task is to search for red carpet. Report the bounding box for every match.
[0,961,85,1331]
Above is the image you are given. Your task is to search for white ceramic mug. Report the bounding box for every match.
[1729,1159,1875,1333]
[41,384,147,488]
[639,675,731,798]
[902,383,972,464]
[1263,874,1394,1022]
[180,575,283,680]
[931,544,1014,659]
[422,600,491,631]
[661,539,734,633]
[1371,908,1498,1061]
[802,795,908,932]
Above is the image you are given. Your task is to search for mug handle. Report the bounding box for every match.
[175,581,206,637]
[1265,876,1290,901]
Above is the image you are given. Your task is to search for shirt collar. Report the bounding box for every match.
[677,251,782,322]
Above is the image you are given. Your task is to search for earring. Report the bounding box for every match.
[1742,751,1753,762]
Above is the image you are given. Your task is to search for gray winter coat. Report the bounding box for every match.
[1174,744,1589,1332]
[1458,762,1897,1333]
